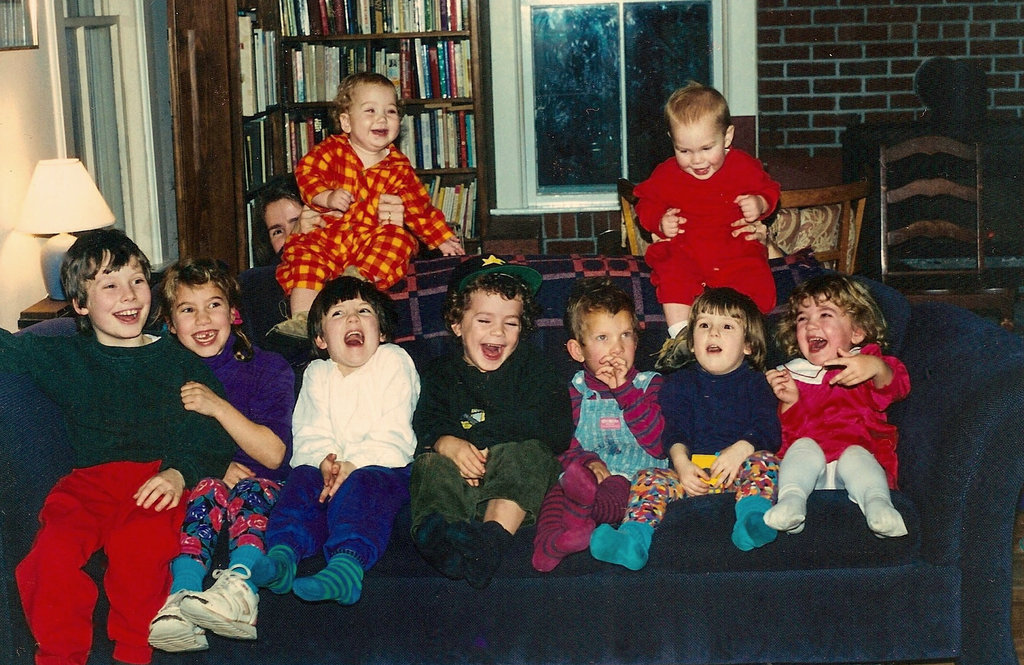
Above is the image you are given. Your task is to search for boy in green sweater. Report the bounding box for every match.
[409,254,573,589]
[5,229,234,665]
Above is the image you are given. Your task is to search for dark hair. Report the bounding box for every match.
[775,274,888,360]
[442,271,541,336]
[686,287,767,371]
[307,276,397,360]
[157,257,253,361]
[254,174,302,265]
[564,277,638,342]
[61,229,152,333]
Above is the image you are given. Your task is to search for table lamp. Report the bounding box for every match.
[17,158,115,301]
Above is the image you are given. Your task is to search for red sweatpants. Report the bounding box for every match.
[16,461,186,665]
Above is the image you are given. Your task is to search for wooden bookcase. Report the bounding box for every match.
[167,0,490,270]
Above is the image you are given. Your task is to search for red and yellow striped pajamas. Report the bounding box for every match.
[277,133,454,292]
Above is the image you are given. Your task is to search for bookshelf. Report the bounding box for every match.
[271,0,488,249]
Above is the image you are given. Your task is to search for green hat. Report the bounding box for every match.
[449,254,543,295]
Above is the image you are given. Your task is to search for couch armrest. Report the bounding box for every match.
[893,302,1024,665]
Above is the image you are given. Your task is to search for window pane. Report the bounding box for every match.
[531,4,621,193]
[624,2,711,182]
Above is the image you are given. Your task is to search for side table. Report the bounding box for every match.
[18,297,73,330]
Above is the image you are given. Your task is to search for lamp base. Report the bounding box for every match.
[41,232,77,301]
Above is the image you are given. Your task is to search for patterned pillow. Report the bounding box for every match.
[771,203,843,266]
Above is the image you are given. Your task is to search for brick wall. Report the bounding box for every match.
[758,0,1024,157]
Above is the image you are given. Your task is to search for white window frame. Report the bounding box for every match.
[56,1,170,264]
[489,0,758,214]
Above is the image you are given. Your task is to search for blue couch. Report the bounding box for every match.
[2,254,1022,665]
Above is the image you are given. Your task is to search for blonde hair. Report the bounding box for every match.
[775,274,888,359]
[664,81,731,135]
[331,71,399,131]
[686,287,767,371]
[564,277,639,343]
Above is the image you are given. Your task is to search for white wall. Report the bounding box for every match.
[0,2,63,332]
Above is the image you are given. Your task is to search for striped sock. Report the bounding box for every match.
[292,552,364,605]
[251,544,297,594]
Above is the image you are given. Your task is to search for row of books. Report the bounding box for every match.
[238,13,280,117]
[399,108,475,171]
[288,37,471,103]
[428,177,477,240]
[280,0,469,37]
[285,115,332,170]
[0,1,33,48]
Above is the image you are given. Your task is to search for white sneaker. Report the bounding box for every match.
[179,565,259,640]
[148,590,208,652]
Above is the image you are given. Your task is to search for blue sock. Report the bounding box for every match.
[589,521,654,571]
[732,496,777,551]
[251,544,298,594]
[229,544,263,593]
[169,555,206,594]
[292,552,364,605]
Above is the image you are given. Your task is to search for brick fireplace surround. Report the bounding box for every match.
[489,1,1024,255]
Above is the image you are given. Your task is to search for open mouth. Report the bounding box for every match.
[191,329,218,345]
[808,337,828,354]
[705,344,722,354]
[345,331,365,347]
[114,309,141,324]
[481,343,503,361]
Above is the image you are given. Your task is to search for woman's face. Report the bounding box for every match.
[264,197,302,254]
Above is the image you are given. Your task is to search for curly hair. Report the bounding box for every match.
[563,277,638,342]
[443,272,541,336]
[686,287,768,371]
[775,274,888,360]
[307,276,397,360]
[157,257,254,361]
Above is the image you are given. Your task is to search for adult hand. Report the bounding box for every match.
[378,193,405,226]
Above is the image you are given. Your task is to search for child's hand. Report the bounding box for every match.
[134,468,185,512]
[324,188,355,213]
[222,461,255,490]
[180,381,226,418]
[766,368,799,409]
[297,206,327,234]
[658,208,685,238]
[593,350,630,389]
[318,453,355,502]
[826,347,893,389]
[586,460,611,484]
[734,194,768,222]
[438,237,466,256]
[378,193,404,226]
[710,440,754,489]
[435,435,487,486]
[668,443,708,496]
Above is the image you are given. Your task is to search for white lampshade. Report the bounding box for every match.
[17,159,116,300]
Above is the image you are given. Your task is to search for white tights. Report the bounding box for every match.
[763,438,908,538]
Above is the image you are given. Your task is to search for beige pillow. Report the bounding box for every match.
[771,203,843,260]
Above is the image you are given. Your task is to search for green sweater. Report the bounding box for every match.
[413,341,572,457]
[0,330,235,486]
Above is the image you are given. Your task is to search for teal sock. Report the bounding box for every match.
[732,496,777,551]
[292,552,364,605]
[589,521,654,571]
[251,544,298,594]
[229,544,263,593]
[169,555,206,594]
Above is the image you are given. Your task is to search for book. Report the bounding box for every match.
[237,13,257,116]
[427,43,442,99]
[399,39,413,98]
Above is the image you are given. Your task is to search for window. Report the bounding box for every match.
[57,0,177,264]
[489,0,757,212]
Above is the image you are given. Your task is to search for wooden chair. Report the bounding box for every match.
[619,177,869,275]
[880,135,1016,329]
[773,180,869,274]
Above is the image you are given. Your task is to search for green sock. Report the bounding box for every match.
[732,496,777,551]
[292,552,364,605]
[589,521,654,571]
[251,544,298,594]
